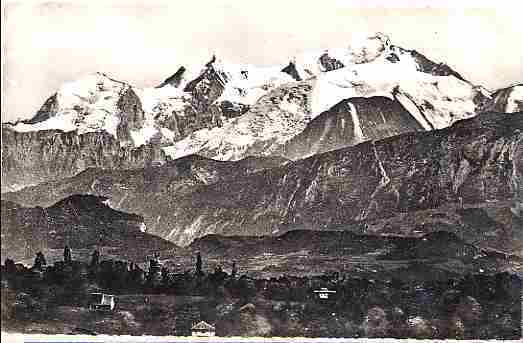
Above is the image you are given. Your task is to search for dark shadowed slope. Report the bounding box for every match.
[282,96,424,159]
[148,113,522,246]
[1,195,178,263]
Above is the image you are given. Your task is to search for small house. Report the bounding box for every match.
[314,287,336,299]
[89,292,115,311]
[150,160,164,168]
[191,321,216,337]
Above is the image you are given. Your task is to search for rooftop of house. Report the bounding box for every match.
[314,287,336,293]
[191,321,215,331]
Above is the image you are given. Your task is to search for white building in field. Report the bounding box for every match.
[89,293,115,311]
[191,321,215,337]
[314,287,337,299]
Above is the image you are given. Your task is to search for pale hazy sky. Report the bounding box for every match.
[2,0,523,122]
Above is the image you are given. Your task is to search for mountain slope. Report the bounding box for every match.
[0,60,290,192]
[185,228,519,279]
[157,113,523,246]
[7,57,294,148]
[482,84,523,113]
[189,230,478,261]
[281,96,424,159]
[163,80,314,160]
[2,155,289,231]
[5,113,521,247]
[0,195,178,263]
[6,72,210,148]
[1,128,167,193]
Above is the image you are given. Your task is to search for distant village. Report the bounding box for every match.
[1,246,521,338]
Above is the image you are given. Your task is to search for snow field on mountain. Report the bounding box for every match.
[506,85,523,112]
[214,61,294,105]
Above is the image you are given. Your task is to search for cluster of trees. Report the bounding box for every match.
[2,248,249,298]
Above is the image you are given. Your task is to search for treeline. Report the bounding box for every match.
[2,248,254,298]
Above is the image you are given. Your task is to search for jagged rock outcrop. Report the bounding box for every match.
[115,86,146,145]
[214,100,250,119]
[281,61,301,81]
[183,56,229,112]
[156,66,187,88]
[318,52,345,72]
[1,128,166,192]
[25,93,60,124]
[407,48,466,81]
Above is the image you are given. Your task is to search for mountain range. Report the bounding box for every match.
[5,112,521,250]
[4,34,521,192]
[1,33,522,273]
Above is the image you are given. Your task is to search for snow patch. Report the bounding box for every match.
[507,85,523,113]
[279,100,302,115]
[348,102,365,143]
[10,73,125,138]
[136,85,188,114]
[213,61,293,106]
[129,125,158,147]
[11,112,78,133]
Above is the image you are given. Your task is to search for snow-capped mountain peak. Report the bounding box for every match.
[10,72,131,138]
[290,32,392,81]
[4,33,504,164]
[161,33,497,161]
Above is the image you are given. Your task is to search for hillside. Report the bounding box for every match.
[0,195,178,263]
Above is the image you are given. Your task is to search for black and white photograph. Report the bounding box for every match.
[1,0,522,341]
